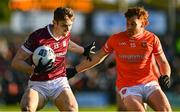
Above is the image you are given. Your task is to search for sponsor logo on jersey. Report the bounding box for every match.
[119,54,145,62]
[119,42,127,46]
[56,52,66,57]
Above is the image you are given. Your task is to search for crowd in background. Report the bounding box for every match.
[0,29,179,105]
[0,0,179,106]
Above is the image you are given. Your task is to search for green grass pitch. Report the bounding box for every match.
[0,104,180,112]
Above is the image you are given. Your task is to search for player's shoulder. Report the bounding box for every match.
[29,25,48,39]
[144,30,159,39]
[110,31,125,40]
[111,31,124,37]
[106,32,125,45]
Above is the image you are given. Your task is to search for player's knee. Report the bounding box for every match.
[68,103,78,111]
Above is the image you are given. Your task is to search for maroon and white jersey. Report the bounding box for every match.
[21,24,70,81]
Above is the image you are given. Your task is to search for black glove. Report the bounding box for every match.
[83,41,95,61]
[34,58,54,74]
[158,75,171,89]
[66,67,77,79]
[108,61,116,68]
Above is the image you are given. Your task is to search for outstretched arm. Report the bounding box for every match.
[68,40,84,54]
[66,48,109,79]
[68,40,95,61]
[76,48,109,73]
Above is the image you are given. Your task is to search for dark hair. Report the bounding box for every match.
[54,7,75,21]
[125,7,149,26]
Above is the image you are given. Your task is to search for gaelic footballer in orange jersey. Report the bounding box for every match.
[66,7,171,111]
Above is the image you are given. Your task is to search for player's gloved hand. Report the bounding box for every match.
[66,67,77,79]
[158,75,171,89]
[34,58,54,74]
[83,41,96,61]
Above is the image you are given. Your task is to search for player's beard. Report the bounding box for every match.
[127,29,139,37]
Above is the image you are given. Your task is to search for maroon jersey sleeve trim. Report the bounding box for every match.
[21,45,33,54]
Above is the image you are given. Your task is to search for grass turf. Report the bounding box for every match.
[0,104,180,112]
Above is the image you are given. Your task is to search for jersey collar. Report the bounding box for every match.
[47,24,63,41]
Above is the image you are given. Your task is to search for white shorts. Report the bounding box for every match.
[118,81,161,102]
[28,77,71,101]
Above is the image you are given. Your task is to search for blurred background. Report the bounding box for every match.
[0,0,180,110]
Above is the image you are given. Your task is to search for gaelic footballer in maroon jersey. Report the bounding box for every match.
[66,7,171,111]
[11,7,97,111]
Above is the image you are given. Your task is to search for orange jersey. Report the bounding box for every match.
[103,30,163,90]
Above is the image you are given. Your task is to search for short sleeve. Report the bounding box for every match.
[103,36,114,53]
[21,32,38,54]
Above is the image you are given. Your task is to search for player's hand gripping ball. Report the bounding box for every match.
[32,46,56,73]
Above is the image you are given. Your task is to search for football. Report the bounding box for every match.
[32,46,56,66]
